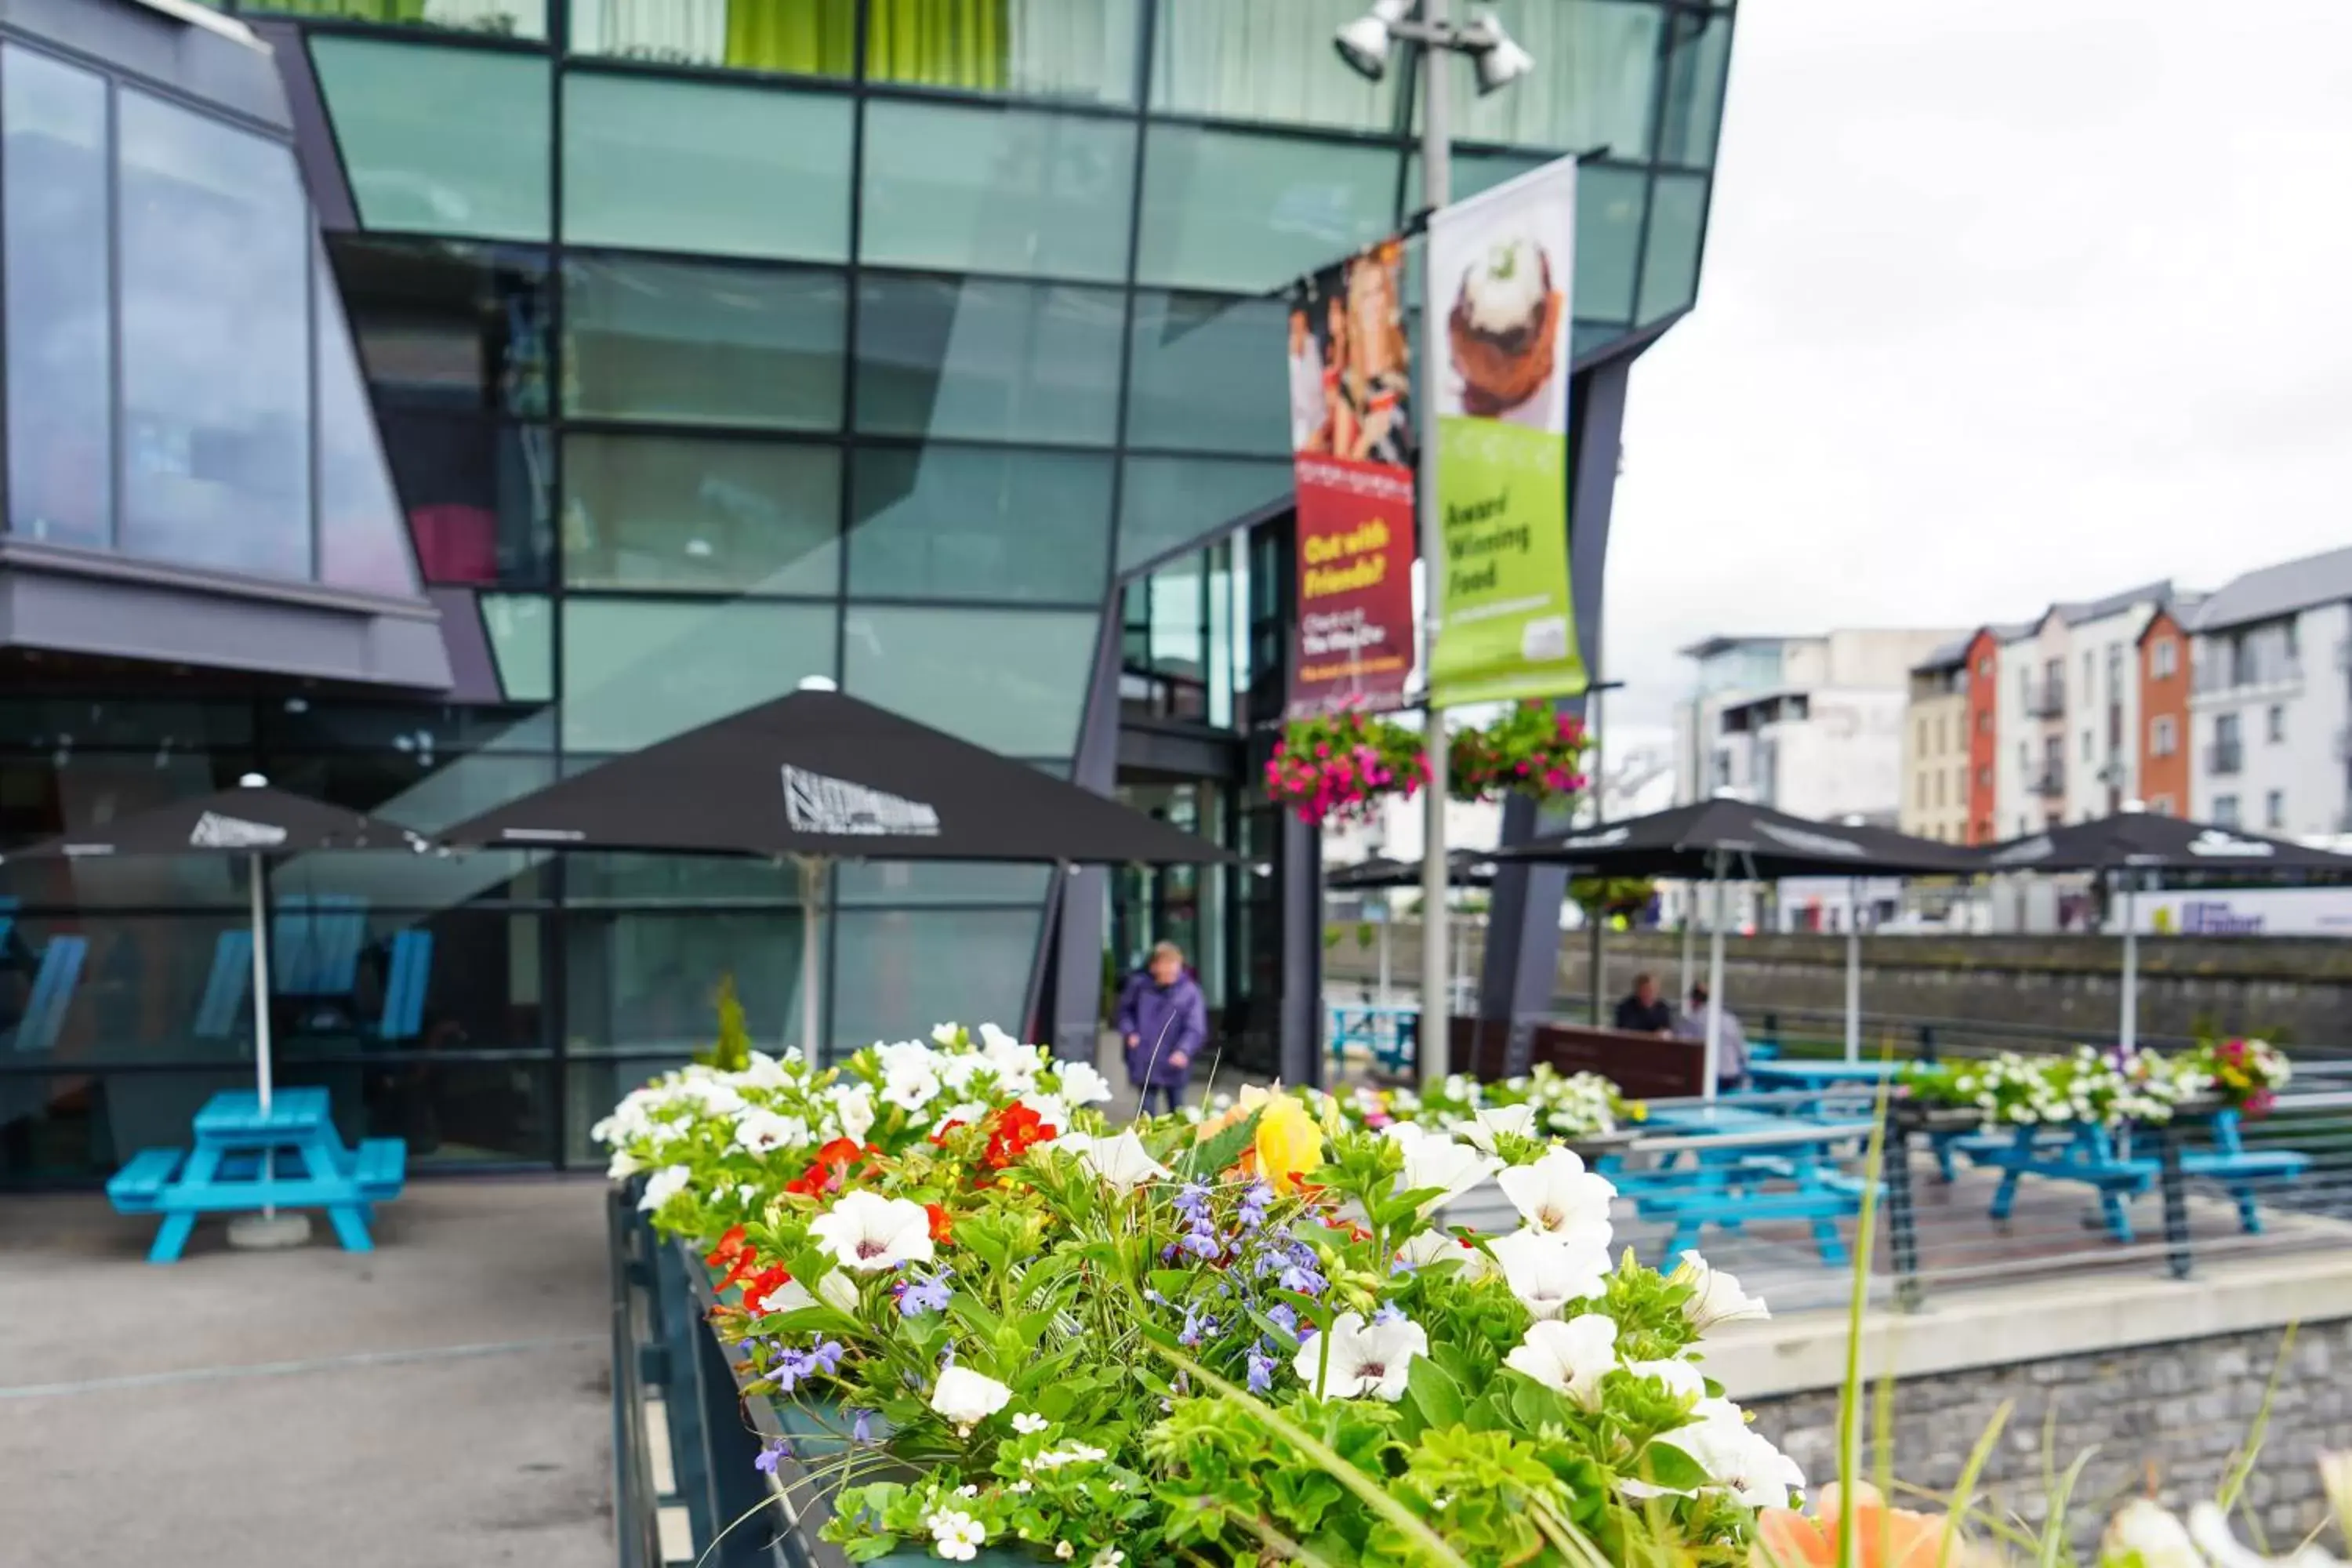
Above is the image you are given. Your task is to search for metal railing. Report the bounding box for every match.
[2024,677,2064,717]
[2195,657,2303,696]
[2030,763,2065,797]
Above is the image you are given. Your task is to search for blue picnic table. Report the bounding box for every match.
[1613,1104,1878,1265]
[1327,1003,1418,1076]
[105,1087,408,1264]
[1944,1109,2308,1243]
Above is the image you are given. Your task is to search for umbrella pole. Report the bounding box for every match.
[1680,895,1696,1000]
[249,851,277,1218]
[798,857,824,1060]
[2119,873,2139,1054]
[1378,896,1391,1002]
[1704,855,1727,1104]
[1845,876,1862,1063]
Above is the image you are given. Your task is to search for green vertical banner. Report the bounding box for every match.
[1427,157,1586,708]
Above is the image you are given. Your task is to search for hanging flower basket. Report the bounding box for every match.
[1450,699,1592,804]
[1263,705,1428,827]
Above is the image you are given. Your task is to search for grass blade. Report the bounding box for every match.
[1938,1401,2013,1568]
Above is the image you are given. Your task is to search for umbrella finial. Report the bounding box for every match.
[238,772,268,789]
[797,675,839,693]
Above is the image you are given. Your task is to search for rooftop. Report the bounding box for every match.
[2189,546,2352,634]
[2059,579,2174,626]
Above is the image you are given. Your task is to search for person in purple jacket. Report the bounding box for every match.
[1116,941,1207,1116]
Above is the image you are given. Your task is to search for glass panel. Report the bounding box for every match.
[842,605,1098,755]
[310,38,551,242]
[829,906,1044,1049]
[562,909,811,1056]
[562,72,851,262]
[1436,0,1661,158]
[561,433,840,595]
[331,236,552,417]
[1639,172,1708,322]
[566,0,855,78]
[2,46,111,550]
[867,0,1139,104]
[847,445,1112,605]
[835,862,1052,906]
[1116,455,1285,575]
[246,0,549,40]
[1124,292,1288,456]
[563,255,844,430]
[1151,0,1400,132]
[564,851,795,905]
[855,274,1122,446]
[481,592,554,702]
[314,244,421,595]
[382,413,553,586]
[1134,125,1400,292]
[1657,8,1734,169]
[560,598,836,752]
[1406,156,1646,325]
[860,100,1134,281]
[117,90,312,580]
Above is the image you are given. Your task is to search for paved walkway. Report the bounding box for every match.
[0,1178,612,1568]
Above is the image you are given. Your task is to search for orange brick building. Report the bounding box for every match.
[2136,603,2197,816]
[1962,626,2002,843]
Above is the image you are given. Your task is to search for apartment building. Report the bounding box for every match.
[1959,627,2006,843]
[1675,629,1964,822]
[1987,583,2172,837]
[1900,637,1971,842]
[2136,599,2200,818]
[2187,547,2352,837]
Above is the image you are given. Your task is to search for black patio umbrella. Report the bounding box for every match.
[436,682,1238,1052]
[1324,851,1496,891]
[1495,800,1977,1093]
[1979,812,2352,1051]
[0,780,426,1114]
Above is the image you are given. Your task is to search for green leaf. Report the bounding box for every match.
[1403,1355,1466,1435]
[1636,1436,1713,1494]
[1186,1107,1265,1180]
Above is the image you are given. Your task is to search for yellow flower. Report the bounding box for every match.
[1250,1094,1326,1195]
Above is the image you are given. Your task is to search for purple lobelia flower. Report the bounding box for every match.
[1247,1345,1278,1394]
[898,1275,952,1316]
[753,1436,793,1475]
[848,1408,874,1443]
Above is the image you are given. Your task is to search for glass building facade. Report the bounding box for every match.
[0,0,1733,1185]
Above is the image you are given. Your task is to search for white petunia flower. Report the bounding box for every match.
[1487,1229,1610,1319]
[606,1149,643,1180]
[1397,1229,1474,1269]
[1075,1129,1169,1196]
[930,1023,964,1047]
[1020,1093,1073,1134]
[1056,1060,1115,1105]
[1025,1443,1108,1470]
[1291,1310,1427,1402]
[1496,1147,1616,1244]
[1503,1314,1618,1408]
[1460,1103,1537,1152]
[1091,1551,1126,1567]
[637,1164,691,1212]
[930,1367,1014,1428]
[1624,1357,1705,1402]
[1653,1407,1805,1509]
[748,1269,858,1317]
[1673,1250,1771,1330]
[732,1108,810,1156]
[881,1060,941,1113]
[808,1191,935,1272]
[2187,1500,2347,1568]
[1011,1411,1049,1435]
[830,1085,876,1145]
[2103,1501,2204,1568]
[1395,1134,1502,1214]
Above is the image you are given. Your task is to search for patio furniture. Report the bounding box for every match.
[2183,1109,2310,1233]
[1612,1104,1877,1266]
[105,1086,407,1264]
[1953,1109,2310,1243]
[1327,1002,1417,1075]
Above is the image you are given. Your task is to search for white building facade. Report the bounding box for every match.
[2060,586,2170,823]
[2187,548,2352,837]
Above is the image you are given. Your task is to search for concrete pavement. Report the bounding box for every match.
[0,1177,613,1568]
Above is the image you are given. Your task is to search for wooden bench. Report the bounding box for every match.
[105,1148,187,1214]
[1951,1110,2309,1242]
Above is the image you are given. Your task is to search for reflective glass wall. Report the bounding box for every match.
[0,1,1733,1181]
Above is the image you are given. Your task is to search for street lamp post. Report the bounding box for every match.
[1334,1,1531,1091]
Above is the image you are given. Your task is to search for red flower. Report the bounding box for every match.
[982,1102,1055,1169]
[926,1203,955,1246]
[789,1138,875,1196]
[929,1120,967,1147]
[704,1225,749,1269]
[740,1264,793,1313]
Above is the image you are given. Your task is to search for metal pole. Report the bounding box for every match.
[1415,0,1454,1091]
[1679,896,1696,998]
[1377,895,1391,1000]
[798,857,822,1058]
[1704,854,1727,1103]
[1844,876,1861,1062]
[2118,873,2138,1054]
[249,851,274,1112]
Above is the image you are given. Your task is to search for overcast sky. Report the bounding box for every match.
[1602,0,2352,733]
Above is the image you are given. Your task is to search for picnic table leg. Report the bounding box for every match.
[147,1143,225,1265]
[298,1137,376,1254]
[2233,1185,2264,1236]
[2100,1186,2136,1245]
[1932,1131,1958,1184]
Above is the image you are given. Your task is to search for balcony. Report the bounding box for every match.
[2023,677,2064,717]
[2030,762,2064,797]
[2207,740,2244,776]
[2194,655,2303,697]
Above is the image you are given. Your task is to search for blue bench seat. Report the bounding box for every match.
[354,1138,408,1198]
[107,1148,186,1214]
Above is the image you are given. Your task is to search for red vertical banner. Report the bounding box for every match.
[1285,238,1416,720]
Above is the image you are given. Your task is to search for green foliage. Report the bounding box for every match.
[1570,877,1657,918]
[693,973,752,1073]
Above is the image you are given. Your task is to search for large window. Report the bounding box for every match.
[866,0,1141,102]
[1134,125,1399,292]
[563,255,844,430]
[560,598,837,751]
[1116,455,1285,575]
[847,445,1112,604]
[310,38,552,241]
[249,0,550,38]
[561,72,852,262]
[117,89,313,579]
[567,0,856,78]
[2,46,111,550]
[1433,1,1661,158]
[313,247,420,595]
[859,100,1135,282]
[1150,0,1400,132]
[381,413,554,586]
[855,274,1123,445]
[1639,171,1709,322]
[829,906,1045,1047]
[842,605,1099,755]
[1123,292,1290,456]
[332,237,553,418]
[561,433,840,594]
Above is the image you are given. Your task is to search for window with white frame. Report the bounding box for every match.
[2152,637,2176,678]
[2267,704,2285,743]
[2266,789,2285,829]
[2214,794,2241,826]
[2151,714,2176,756]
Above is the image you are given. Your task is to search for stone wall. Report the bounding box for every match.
[1745,1319,2350,1548]
[1324,925,2352,1049]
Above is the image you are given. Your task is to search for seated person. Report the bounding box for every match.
[1612,971,1673,1034]
[1674,982,1751,1092]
